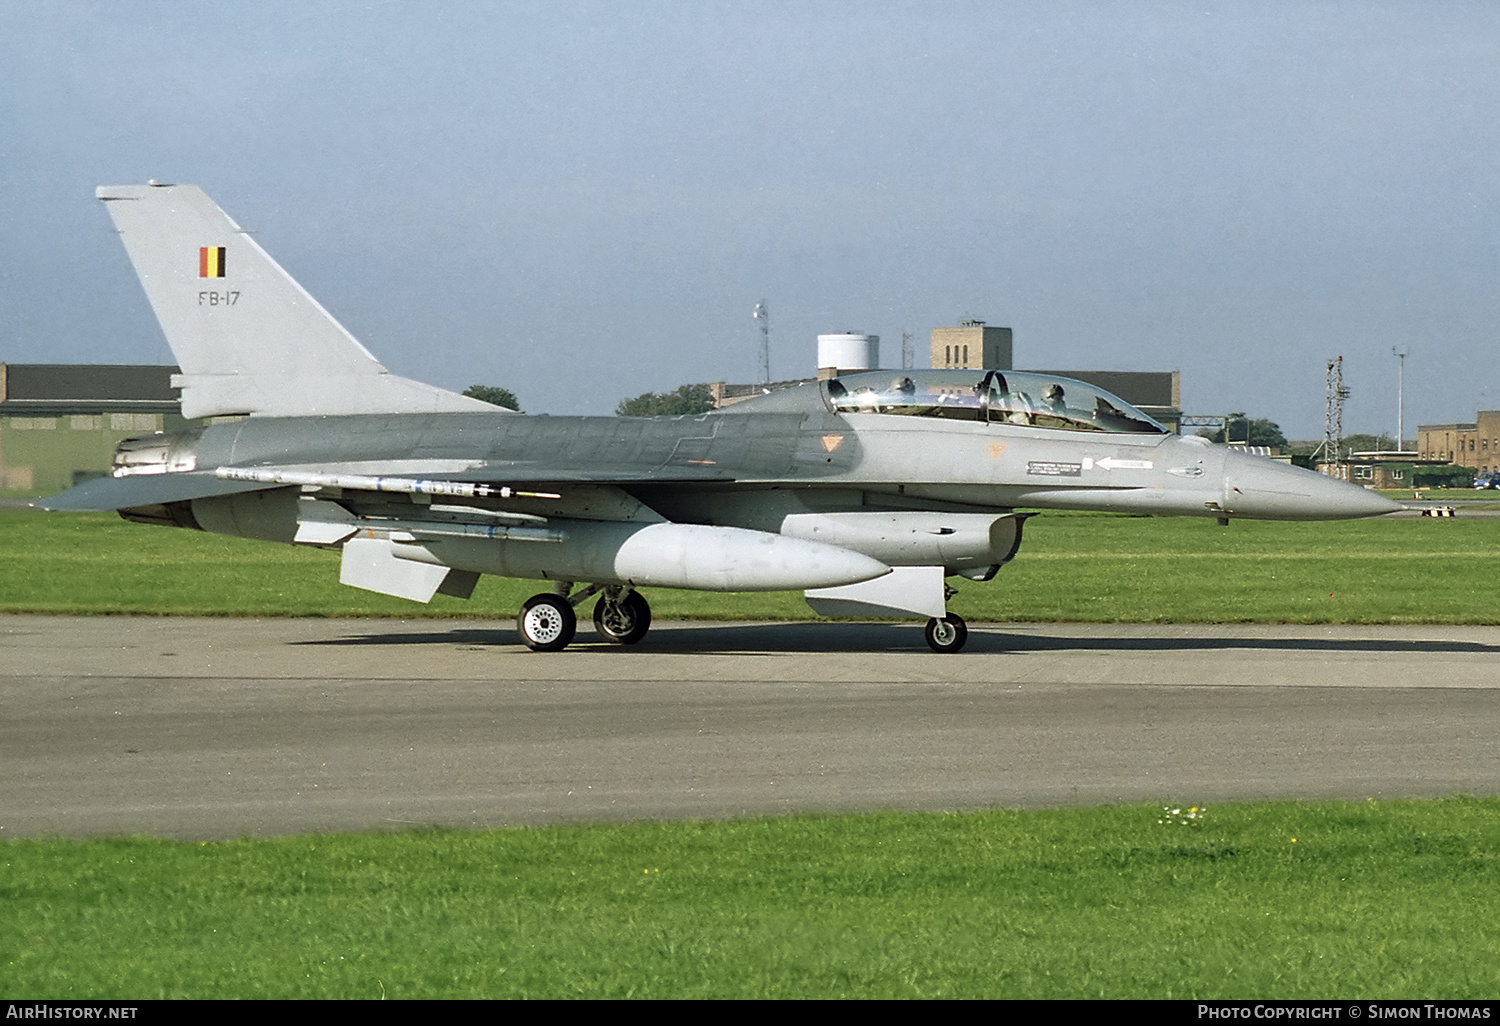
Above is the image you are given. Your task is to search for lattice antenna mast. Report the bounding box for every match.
[752,300,771,384]
[901,330,914,370]
[1324,356,1350,474]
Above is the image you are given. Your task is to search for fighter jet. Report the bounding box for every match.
[41,184,1401,652]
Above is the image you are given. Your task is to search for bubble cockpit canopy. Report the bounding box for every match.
[825,370,1166,435]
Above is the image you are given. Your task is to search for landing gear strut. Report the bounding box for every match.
[593,588,652,645]
[924,613,968,653]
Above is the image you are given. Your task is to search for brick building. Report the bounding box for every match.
[1418,410,1500,472]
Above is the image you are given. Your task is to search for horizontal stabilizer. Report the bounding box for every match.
[96,184,500,419]
[38,472,277,512]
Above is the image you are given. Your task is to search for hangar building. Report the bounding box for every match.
[0,364,184,494]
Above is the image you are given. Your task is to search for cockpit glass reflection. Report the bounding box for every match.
[826,370,1165,434]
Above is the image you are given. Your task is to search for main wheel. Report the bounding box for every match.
[924,613,968,653]
[517,594,577,652]
[593,591,651,645]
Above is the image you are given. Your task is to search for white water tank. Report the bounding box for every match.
[817,333,879,372]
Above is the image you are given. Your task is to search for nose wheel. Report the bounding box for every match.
[924,613,968,653]
[517,594,577,652]
[593,590,652,645]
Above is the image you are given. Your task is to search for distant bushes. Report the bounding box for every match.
[616,384,714,417]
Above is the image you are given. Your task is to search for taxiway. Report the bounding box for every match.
[2,615,1497,839]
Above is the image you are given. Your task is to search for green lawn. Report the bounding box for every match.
[3,799,1496,999]
[5,511,1498,998]
[4,509,1498,623]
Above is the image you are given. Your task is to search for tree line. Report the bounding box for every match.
[462,383,716,417]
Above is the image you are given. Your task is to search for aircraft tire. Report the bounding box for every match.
[517,594,577,652]
[924,614,968,653]
[593,591,651,645]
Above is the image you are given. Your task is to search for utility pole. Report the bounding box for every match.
[1393,346,1407,450]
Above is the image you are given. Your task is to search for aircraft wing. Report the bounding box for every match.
[250,460,738,485]
[37,458,739,514]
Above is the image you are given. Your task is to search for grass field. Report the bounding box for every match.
[4,508,1499,623]
[3,799,1498,999]
[5,509,1498,999]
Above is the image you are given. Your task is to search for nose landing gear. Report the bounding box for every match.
[924,613,969,653]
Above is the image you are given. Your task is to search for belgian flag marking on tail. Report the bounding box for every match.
[199,246,226,278]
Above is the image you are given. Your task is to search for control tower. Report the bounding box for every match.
[930,319,1012,370]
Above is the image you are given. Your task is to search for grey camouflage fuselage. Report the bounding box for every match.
[41,183,1402,651]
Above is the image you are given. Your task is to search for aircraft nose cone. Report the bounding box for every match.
[1225,454,1404,520]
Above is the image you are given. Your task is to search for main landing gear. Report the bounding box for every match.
[592,588,651,645]
[516,593,576,652]
[516,584,652,652]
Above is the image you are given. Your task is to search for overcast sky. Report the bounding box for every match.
[3,1,1497,436]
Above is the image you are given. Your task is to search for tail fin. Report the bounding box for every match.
[96,184,499,419]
